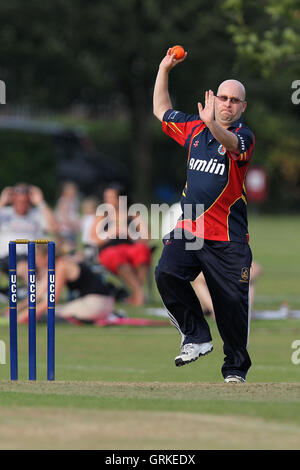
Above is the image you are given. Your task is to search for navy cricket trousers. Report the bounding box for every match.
[155,232,252,379]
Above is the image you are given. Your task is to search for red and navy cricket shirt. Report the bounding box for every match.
[162,109,255,242]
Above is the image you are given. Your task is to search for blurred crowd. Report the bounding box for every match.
[0,181,153,324]
[0,180,264,324]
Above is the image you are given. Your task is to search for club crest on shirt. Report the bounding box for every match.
[218,144,226,155]
[193,140,199,148]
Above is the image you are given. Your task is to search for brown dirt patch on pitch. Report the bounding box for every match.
[0,380,299,402]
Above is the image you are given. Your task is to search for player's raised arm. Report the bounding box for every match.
[153,47,187,122]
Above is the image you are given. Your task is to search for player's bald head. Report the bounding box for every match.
[217,79,246,100]
[214,79,247,127]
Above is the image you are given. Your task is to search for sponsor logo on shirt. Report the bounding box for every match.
[188,158,225,175]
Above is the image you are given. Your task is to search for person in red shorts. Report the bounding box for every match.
[90,183,151,306]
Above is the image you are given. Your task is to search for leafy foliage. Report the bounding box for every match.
[0,0,299,208]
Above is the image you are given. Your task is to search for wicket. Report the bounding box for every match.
[9,239,55,381]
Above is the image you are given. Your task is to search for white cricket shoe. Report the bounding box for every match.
[175,342,213,367]
[224,375,245,383]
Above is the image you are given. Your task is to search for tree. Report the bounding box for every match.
[222,0,300,78]
[0,0,237,201]
[222,0,300,210]
[0,0,300,207]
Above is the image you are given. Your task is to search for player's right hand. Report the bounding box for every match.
[159,49,187,72]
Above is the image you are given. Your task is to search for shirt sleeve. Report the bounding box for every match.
[162,109,204,149]
[228,126,255,162]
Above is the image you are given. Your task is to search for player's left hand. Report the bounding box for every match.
[198,90,215,125]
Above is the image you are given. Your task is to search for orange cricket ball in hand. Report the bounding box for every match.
[169,45,185,60]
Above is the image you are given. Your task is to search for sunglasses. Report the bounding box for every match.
[217,95,244,104]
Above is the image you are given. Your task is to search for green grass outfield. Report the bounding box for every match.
[247,214,300,310]
[0,318,300,449]
[0,214,299,449]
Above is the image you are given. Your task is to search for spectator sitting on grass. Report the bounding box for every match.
[55,181,81,249]
[0,183,59,295]
[7,242,118,324]
[90,183,152,306]
[80,196,99,263]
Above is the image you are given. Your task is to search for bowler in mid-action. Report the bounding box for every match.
[153,48,255,383]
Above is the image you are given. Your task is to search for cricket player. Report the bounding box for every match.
[153,49,255,383]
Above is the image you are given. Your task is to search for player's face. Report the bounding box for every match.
[215,83,247,127]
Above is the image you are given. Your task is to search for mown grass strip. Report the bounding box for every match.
[1,391,300,426]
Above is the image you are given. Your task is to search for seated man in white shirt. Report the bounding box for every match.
[0,183,59,293]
